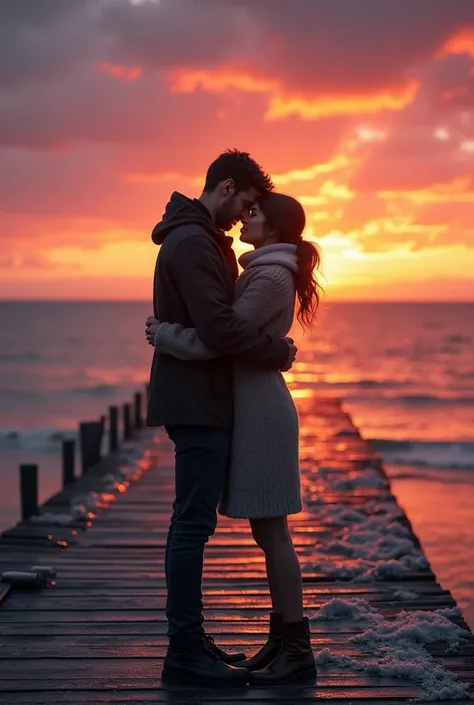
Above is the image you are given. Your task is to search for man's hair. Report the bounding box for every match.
[203,149,274,195]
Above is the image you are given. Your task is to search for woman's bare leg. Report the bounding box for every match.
[250,516,303,623]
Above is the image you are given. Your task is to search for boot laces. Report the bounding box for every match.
[203,634,220,660]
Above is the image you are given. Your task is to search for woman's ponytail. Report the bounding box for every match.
[295,239,322,328]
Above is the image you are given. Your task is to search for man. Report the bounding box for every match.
[146,149,297,686]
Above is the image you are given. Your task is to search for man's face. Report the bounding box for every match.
[215,186,258,231]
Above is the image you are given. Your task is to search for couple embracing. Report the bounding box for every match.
[145,149,321,687]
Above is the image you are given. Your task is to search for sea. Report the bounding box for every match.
[0,301,473,627]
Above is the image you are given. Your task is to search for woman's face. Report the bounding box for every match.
[239,202,272,247]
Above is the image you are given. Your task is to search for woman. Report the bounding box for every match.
[146,192,321,685]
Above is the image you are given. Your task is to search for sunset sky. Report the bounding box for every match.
[1,0,474,301]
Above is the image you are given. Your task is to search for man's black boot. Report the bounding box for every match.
[204,634,246,663]
[162,641,249,686]
[235,612,282,671]
[249,617,316,685]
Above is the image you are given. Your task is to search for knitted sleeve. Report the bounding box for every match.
[154,269,287,361]
[154,322,218,361]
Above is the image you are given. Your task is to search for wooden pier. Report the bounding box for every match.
[0,396,473,704]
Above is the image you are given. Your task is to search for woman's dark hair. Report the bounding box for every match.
[258,192,322,328]
[204,149,273,194]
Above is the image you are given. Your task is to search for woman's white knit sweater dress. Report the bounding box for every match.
[154,242,302,519]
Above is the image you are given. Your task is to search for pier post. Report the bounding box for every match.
[19,464,38,521]
[109,406,119,452]
[123,403,132,441]
[62,439,75,487]
[79,421,104,475]
[134,392,143,430]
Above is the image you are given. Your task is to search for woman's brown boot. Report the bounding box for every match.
[249,617,316,685]
[235,612,282,671]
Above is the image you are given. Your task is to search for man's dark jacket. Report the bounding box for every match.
[146,192,290,430]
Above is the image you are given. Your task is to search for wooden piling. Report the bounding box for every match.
[109,406,119,453]
[19,464,38,521]
[61,439,75,487]
[10,385,146,529]
[133,392,142,429]
[123,403,132,441]
[79,420,104,475]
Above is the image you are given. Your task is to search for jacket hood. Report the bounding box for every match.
[151,192,219,245]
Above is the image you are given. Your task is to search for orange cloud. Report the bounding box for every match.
[319,181,355,200]
[380,178,474,204]
[169,68,419,120]
[170,69,278,95]
[97,61,143,82]
[273,156,350,185]
[439,30,474,59]
[267,82,419,120]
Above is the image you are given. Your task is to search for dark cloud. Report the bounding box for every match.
[232,0,474,94]
[0,0,472,155]
[101,0,250,69]
[0,73,209,149]
[2,0,474,95]
[94,0,474,94]
[0,64,348,164]
[0,1,99,89]
[0,0,471,163]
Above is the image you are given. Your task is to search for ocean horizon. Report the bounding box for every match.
[2,298,474,303]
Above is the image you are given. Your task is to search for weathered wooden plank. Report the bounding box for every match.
[0,609,369,623]
[0,699,468,705]
[0,659,423,688]
[0,582,416,592]
[3,581,441,597]
[3,592,456,612]
[3,640,473,660]
[0,686,425,700]
[1,606,460,626]
[0,565,436,581]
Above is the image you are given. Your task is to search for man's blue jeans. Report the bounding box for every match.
[164,425,231,648]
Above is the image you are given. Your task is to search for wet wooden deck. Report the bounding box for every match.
[0,396,473,704]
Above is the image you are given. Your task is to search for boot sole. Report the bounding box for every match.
[162,665,248,688]
[250,664,317,686]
